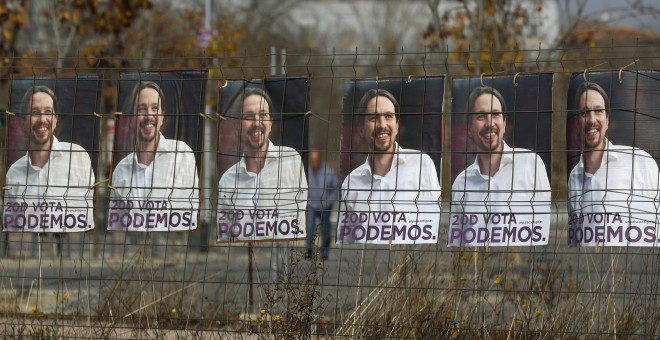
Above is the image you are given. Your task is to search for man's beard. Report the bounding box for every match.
[474,127,502,152]
[138,118,159,143]
[29,122,53,148]
[243,125,267,151]
[582,122,605,150]
[138,130,158,143]
[370,128,395,153]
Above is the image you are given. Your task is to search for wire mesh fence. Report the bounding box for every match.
[0,46,659,338]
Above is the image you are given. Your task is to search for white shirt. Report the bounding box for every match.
[568,139,660,245]
[109,133,199,231]
[217,140,308,241]
[4,137,95,232]
[338,144,441,244]
[450,142,551,246]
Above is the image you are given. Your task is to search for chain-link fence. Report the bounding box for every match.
[0,46,659,338]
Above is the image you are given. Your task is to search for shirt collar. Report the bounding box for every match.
[27,136,63,169]
[133,133,168,167]
[358,142,405,177]
[155,133,171,153]
[238,140,277,173]
[466,141,512,177]
[577,138,618,170]
[603,138,619,163]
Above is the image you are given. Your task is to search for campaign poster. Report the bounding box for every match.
[338,77,443,245]
[566,70,660,246]
[449,74,553,247]
[216,77,310,242]
[107,71,206,232]
[3,76,100,232]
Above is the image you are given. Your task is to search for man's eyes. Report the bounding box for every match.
[579,109,605,116]
[367,114,395,121]
[243,112,269,120]
[475,113,501,120]
[31,110,52,114]
[137,105,159,113]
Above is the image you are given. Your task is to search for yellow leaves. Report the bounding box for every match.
[96,18,107,32]
[208,33,241,57]
[484,3,497,17]
[2,29,12,42]
[455,11,467,23]
[9,7,25,26]
[208,68,225,81]
[113,8,129,25]
[498,52,511,65]
[135,0,151,9]
[479,50,491,64]
[182,10,202,23]
[1,4,25,25]
[232,31,244,40]
[61,11,71,22]
[466,57,476,71]
[503,36,514,48]
[513,51,525,64]
[428,0,541,72]
[1,0,246,71]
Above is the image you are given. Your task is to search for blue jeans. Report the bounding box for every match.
[307,208,332,257]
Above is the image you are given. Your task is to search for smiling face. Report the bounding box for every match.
[362,95,399,153]
[27,92,58,149]
[134,87,164,144]
[240,94,272,152]
[577,89,609,151]
[469,93,506,153]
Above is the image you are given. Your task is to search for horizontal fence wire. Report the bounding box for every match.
[0,46,659,338]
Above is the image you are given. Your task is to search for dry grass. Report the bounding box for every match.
[334,247,660,339]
